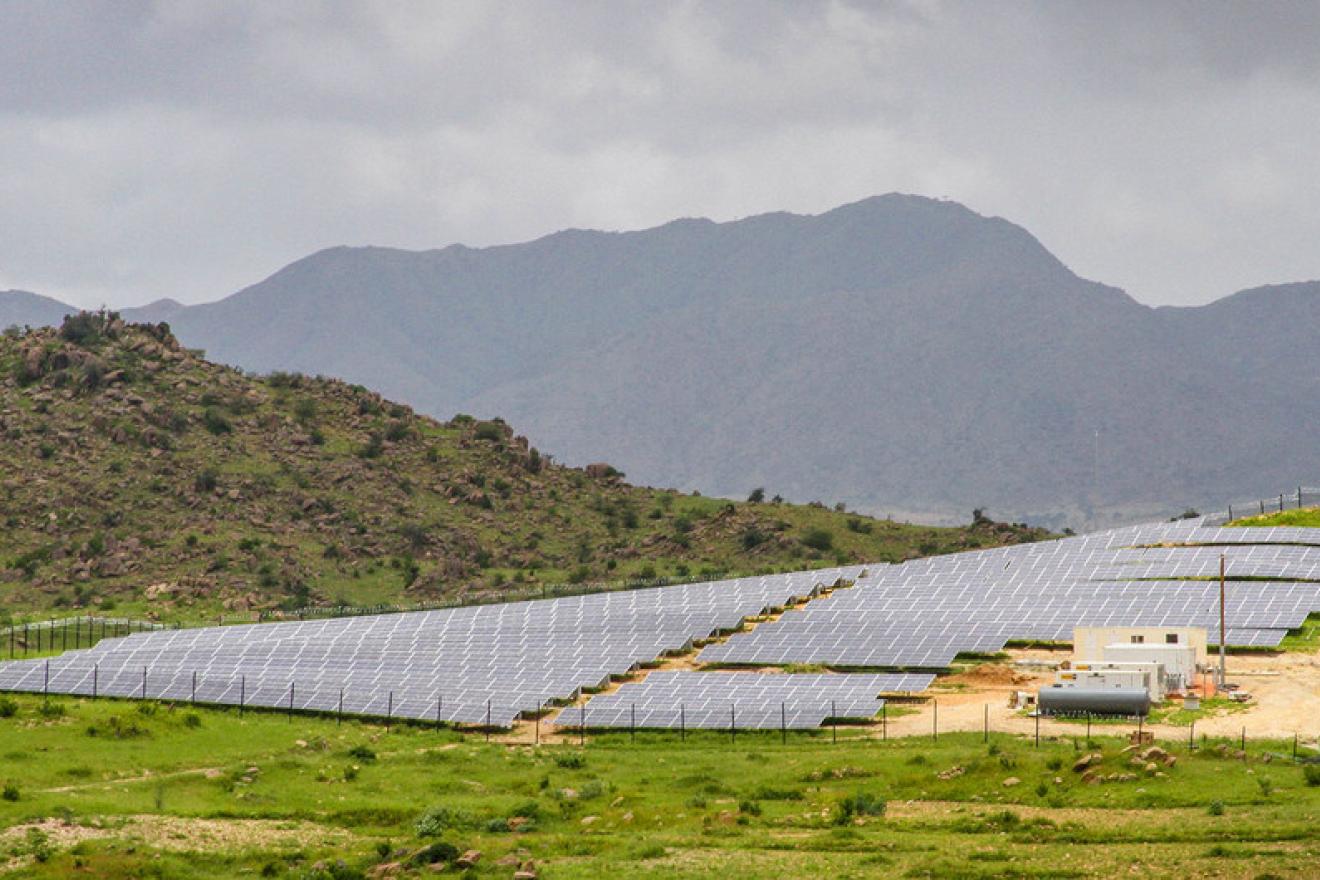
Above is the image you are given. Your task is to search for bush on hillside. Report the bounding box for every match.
[801,528,834,552]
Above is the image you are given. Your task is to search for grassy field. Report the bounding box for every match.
[1229,507,1320,529]
[1,693,1319,878]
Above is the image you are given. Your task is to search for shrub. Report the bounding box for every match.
[414,805,475,837]
[846,517,873,534]
[747,488,765,503]
[194,468,219,494]
[60,311,114,345]
[554,752,587,769]
[747,785,803,801]
[0,698,17,718]
[409,841,459,866]
[293,398,317,424]
[202,407,233,435]
[1,784,18,801]
[1304,765,1320,787]
[740,528,768,550]
[1208,800,1225,816]
[738,800,762,816]
[347,745,377,762]
[358,433,384,459]
[801,529,834,552]
[835,792,886,824]
[473,421,505,443]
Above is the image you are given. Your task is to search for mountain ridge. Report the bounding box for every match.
[5,194,1317,528]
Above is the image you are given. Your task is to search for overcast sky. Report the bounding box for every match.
[3,1,1319,309]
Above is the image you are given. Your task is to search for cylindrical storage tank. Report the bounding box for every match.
[1038,686,1150,717]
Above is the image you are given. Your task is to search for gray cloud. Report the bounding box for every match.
[2,0,1319,308]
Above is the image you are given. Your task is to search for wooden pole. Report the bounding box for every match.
[1219,554,1228,688]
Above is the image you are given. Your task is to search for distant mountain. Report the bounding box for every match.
[0,290,78,329]
[6,195,1317,528]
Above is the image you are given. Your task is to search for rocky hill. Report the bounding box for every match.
[7,195,1316,529]
[0,313,1048,621]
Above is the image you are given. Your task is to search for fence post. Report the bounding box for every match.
[1189,720,1194,750]
[832,700,837,744]
[630,703,635,744]
[483,699,489,742]
[1035,708,1040,748]
[43,660,49,702]
[191,670,197,704]
[780,702,787,745]
[882,702,887,740]
[534,710,539,745]
[680,704,686,743]
[338,688,344,725]
[580,703,586,747]
[239,675,245,716]
[435,694,443,730]
[1280,494,1285,512]
[288,683,295,721]
[141,666,147,700]
[932,699,938,742]
[1241,727,1246,752]
[730,704,736,745]
[92,663,98,699]
[984,704,989,743]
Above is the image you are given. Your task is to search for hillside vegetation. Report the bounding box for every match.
[0,313,1048,622]
[1230,507,1320,528]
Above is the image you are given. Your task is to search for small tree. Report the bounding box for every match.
[747,487,766,503]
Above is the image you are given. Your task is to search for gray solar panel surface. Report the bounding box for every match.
[700,517,1320,669]
[0,567,862,726]
[555,671,930,729]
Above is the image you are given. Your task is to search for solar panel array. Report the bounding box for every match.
[701,516,1320,669]
[554,670,931,730]
[0,567,862,727]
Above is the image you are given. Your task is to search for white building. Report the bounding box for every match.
[1072,626,1207,665]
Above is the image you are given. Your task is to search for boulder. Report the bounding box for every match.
[455,850,481,869]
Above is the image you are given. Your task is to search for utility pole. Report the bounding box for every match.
[1218,554,1227,689]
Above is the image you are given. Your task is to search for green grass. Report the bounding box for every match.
[1280,613,1320,653]
[1229,506,1320,528]
[2,694,1319,878]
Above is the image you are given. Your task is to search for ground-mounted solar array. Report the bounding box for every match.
[0,567,861,727]
[700,513,1320,670]
[554,670,932,730]
[4,496,1318,728]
